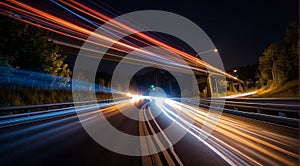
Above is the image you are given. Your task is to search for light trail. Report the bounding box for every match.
[1,1,296,165]
[0,99,136,163]
[51,39,213,76]
[64,1,238,79]
[56,0,163,50]
[184,98,299,118]
[146,105,182,164]
[0,91,298,165]
[0,0,240,80]
[0,1,202,77]
[0,66,124,94]
[223,91,258,98]
[160,103,244,165]
[140,103,184,165]
[0,97,135,128]
[4,0,186,68]
[153,98,299,165]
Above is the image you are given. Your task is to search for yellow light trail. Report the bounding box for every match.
[164,99,299,165]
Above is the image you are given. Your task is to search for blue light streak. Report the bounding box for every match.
[0,66,122,94]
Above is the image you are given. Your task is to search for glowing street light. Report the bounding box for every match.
[150,84,155,90]
[195,48,218,57]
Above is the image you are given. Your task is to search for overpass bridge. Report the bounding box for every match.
[56,39,244,98]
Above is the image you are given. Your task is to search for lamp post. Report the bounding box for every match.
[194,48,218,97]
[195,48,218,57]
[232,69,238,78]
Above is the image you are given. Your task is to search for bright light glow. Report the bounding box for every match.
[213,48,218,52]
[127,93,144,102]
[153,97,166,108]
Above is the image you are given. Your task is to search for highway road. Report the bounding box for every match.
[0,98,298,165]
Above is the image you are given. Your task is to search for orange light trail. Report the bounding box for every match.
[163,99,299,165]
[0,0,240,80]
[68,1,238,79]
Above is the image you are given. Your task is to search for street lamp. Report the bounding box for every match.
[150,84,155,90]
[195,48,218,57]
[231,70,238,79]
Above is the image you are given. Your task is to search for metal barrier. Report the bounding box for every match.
[197,98,300,127]
[0,97,128,118]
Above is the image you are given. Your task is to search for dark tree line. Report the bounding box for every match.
[257,22,298,88]
[0,15,71,78]
[0,15,73,107]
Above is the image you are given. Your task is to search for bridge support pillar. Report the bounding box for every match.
[238,83,244,92]
[206,74,213,97]
[229,81,236,92]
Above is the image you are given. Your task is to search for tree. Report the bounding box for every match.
[0,15,71,79]
[230,64,258,88]
[0,55,12,67]
[258,42,284,86]
[283,22,298,81]
[257,22,298,87]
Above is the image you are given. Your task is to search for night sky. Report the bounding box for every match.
[96,0,298,70]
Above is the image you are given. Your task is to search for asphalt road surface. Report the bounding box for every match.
[0,98,298,165]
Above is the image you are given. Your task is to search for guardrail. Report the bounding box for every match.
[197,98,300,127]
[0,98,129,128]
[203,98,299,113]
[0,99,116,112]
[0,97,128,119]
